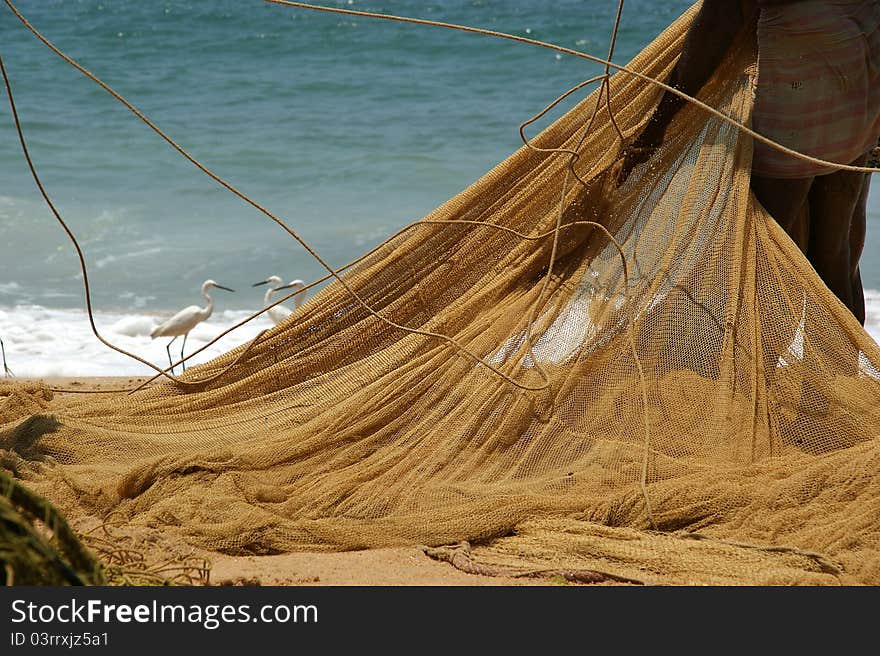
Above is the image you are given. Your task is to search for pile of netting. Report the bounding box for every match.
[2,4,880,585]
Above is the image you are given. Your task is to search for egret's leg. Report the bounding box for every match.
[180,334,188,372]
[166,336,178,374]
[1,337,11,377]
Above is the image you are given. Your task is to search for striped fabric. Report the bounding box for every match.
[752,0,880,178]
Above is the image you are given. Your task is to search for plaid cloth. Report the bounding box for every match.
[869,138,880,168]
[752,0,880,178]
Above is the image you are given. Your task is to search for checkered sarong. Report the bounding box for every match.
[752,0,880,178]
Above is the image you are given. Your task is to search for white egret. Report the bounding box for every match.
[150,279,235,373]
[253,276,307,325]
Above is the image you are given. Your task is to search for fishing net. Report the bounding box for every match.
[3,3,880,585]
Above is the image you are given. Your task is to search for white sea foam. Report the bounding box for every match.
[0,304,276,377]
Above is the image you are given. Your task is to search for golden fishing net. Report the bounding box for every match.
[3,3,880,585]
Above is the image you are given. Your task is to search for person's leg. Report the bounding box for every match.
[783,156,872,449]
[750,174,814,389]
[750,174,813,252]
[852,268,866,326]
[848,172,871,326]
[807,153,870,319]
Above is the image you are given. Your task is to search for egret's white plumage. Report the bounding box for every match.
[150,279,234,372]
[253,275,307,325]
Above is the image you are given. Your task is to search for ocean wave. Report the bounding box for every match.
[0,304,276,377]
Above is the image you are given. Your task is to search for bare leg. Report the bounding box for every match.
[751,174,812,369]
[180,334,188,373]
[852,268,866,327]
[166,336,178,375]
[807,153,870,319]
[791,154,872,442]
[751,174,822,445]
[750,174,813,252]
[848,172,871,326]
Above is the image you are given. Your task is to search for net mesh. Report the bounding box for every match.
[3,4,880,585]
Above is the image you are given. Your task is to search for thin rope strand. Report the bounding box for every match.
[518,74,606,156]
[2,0,589,392]
[5,0,651,498]
[598,0,627,144]
[8,0,870,391]
[0,0,555,393]
[0,55,270,388]
[262,0,880,174]
[130,216,638,394]
[513,0,629,379]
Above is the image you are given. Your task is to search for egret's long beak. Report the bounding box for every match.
[275,282,299,292]
[215,284,235,292]
[252,279,271,288]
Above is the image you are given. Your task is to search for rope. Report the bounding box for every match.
[263,0,880,175]
[0,1,530,392]
[6,0,873,390]
[4,0,655,518]
[510,0,655,528]
[422,541,644,585]
[3,0,580,394]
[678,531,844,577]
[0,55,272,390]
[1,0,645,396]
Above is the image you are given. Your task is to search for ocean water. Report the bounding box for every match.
[1,0,879,376]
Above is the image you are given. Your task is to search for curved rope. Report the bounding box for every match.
[4,0,659,522]
[262,0,880,175]
[3,38,637,395]
[7,0,874,390]
[0,55,271,389]
[2,0,615,394]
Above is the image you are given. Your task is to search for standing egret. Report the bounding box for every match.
[253,276,307,325]
[150,279,235,373]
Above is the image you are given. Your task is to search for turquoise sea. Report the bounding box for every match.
[2,0,879,375]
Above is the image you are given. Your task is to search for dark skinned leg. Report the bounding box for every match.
[750,176,811,367]
[750,174,821,443]
[780,155,871,450]
[750,175,813,253]
[852,268,866,327]
[181,334,188,373]
[848,172,871,326]
[750,173,815,383]
[807,153,870,320]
